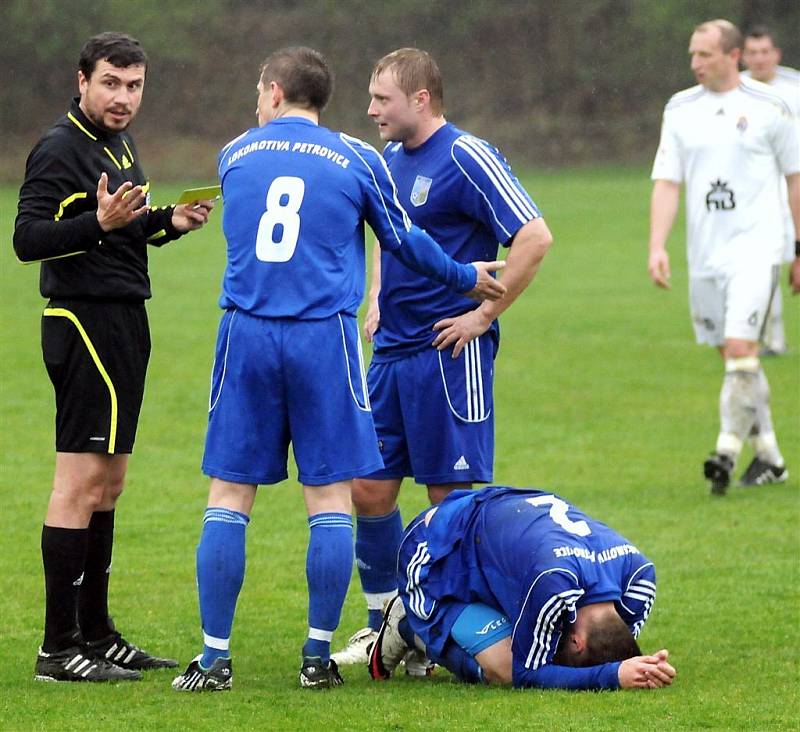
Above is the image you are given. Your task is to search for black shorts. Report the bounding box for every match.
[41,300,151,454]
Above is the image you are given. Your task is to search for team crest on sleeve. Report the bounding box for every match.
[410,175,433,207]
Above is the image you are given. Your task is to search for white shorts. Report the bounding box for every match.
[689,264,780,347]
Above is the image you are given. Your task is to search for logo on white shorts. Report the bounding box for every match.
[453,455,470,471]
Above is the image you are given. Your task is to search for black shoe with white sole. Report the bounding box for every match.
[171,655,233,692]
[35,645,141,682]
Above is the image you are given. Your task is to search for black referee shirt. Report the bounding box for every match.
[14,97,183,301]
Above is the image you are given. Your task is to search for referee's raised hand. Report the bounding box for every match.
[96,172,149,232]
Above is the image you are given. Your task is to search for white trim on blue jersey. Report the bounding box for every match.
[405,531,435,621]
[451,135,539,240]
[620,562,656,638]
[514,567,585,670]
[339,132,411,245]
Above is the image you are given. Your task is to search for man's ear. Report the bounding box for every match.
[270,81,283,108]
[570,631,587,655]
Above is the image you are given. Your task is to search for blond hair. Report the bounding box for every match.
[371,48,444,116]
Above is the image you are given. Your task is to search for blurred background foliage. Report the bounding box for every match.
[2,0,798,181]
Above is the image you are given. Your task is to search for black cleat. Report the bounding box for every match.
[704,453,734,496]
[738,458,788,487]
[171,655,232,692]
[35,645,141,682]
[299,656,343,689]
[87,628,177,670]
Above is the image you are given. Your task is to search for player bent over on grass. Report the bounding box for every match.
[170,47,507,692]
[368,487,676,691]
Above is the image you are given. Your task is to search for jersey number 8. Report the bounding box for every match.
[256,176,305,262]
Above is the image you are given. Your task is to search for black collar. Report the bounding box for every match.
[68,96,118,142]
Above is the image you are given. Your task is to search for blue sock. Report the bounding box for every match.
[303,512,353,662]
[196,507,249,669]
[438,641,485,684]
[355,509,403,630]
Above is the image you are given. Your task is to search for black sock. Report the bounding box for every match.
[79,510,115,642]
[41,525,89,652]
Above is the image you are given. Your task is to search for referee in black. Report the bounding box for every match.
[14,32,215,682]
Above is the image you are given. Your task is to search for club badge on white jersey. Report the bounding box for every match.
[410,175,433,207]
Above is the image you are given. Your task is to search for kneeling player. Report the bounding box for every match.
[369,487,676,690]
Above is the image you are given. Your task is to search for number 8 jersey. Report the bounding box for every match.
[217,116,412,318]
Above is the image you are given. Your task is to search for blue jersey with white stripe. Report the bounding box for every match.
[217,117,412,319]
[398,487,655,686]
[372,123,540,361]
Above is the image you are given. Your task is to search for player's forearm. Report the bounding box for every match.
[13,212,103,262]
[649,180,681,253]
[369,239,382,301]
[513,661,621,690]
[393,225,477,292]
[476,218,552,322]
[144,206,183,247]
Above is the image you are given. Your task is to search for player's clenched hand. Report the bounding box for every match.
[171,199,216,233]
[618,649,676,690]
[96,172,149,232]
[648,249,671,289]
[790,257,800,294]
[465,260,506,302]
[363,299,380,342]
[432,309,493,358]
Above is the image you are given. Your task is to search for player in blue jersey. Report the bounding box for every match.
[334,48,553,666]
[171,47,507,693]
[367,487,676,691]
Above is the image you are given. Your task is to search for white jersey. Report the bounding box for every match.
[651,77,799,275]
[742,65,800,116]
[742,65,799,260]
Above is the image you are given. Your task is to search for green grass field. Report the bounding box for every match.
[0,168,797,730]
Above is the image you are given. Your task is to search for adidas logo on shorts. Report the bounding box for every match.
[453,455,470,471]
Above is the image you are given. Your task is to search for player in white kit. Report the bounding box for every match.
[741,25,800,356]
[647,19,800,494]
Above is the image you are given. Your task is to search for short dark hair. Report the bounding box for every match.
[260,47,333,112]
[79,32,148,79]
[745,25,779,47]
[553,611,642,667]
[371,48,444,116]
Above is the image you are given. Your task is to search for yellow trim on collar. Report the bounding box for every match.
[67,111,98,141]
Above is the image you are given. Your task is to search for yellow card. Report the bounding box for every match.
[177,185,221,204]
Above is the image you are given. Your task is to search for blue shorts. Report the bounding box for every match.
[202,309,383,486]
[364,333,496,485]
[451,603,512,656]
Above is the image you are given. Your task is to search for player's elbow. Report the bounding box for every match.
[13,224,36,263]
